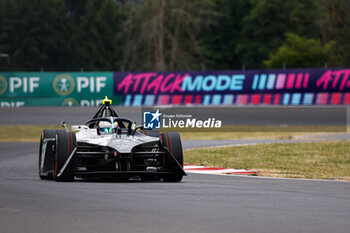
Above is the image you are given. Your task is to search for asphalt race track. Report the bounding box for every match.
[0,142,350,233]
[0,107,350,233]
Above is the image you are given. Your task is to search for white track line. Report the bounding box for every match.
[184,165,259,176]
[184,143,258,151]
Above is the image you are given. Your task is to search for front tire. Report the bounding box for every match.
[160,132,184,182]
[53,131,76,182]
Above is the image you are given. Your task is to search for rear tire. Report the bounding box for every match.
[160,132,184,182]
[53,131,76,182]
[39,129,57,180]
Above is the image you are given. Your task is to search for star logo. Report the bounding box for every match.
[151,109,162,122]
[143,109,162,129]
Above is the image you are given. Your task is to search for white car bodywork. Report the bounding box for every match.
[72,125,159,153]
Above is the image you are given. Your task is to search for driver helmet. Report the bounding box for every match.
[98,121,119,135]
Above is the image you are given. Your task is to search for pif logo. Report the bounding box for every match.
[0,75,8,96]
[53,74,75,96]
[143,109,162,129]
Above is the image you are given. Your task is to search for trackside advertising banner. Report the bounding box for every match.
[113,68,350,106]
[1,69,350,107]
[0,72,122,107]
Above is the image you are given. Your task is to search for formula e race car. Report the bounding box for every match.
[39,97,186,182]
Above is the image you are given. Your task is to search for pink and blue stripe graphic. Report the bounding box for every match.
[266,74,276,89]
[303,93,314,105]
[276,74,286,89]
[115,69,350,106]
[223,95,234,105]
[122,93,350,106]
[291,93,302,105]
[251,72,311,92]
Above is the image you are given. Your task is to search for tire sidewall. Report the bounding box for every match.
[54,131,76,181]
[160,132,184,182]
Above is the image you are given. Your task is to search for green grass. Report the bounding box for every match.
[0,125,63,142]
[184,141,350,180]
[177,125,346,140]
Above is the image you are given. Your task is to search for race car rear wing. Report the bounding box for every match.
[56,143,187,178]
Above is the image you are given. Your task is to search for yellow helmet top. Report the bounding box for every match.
[102,96,112,105]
